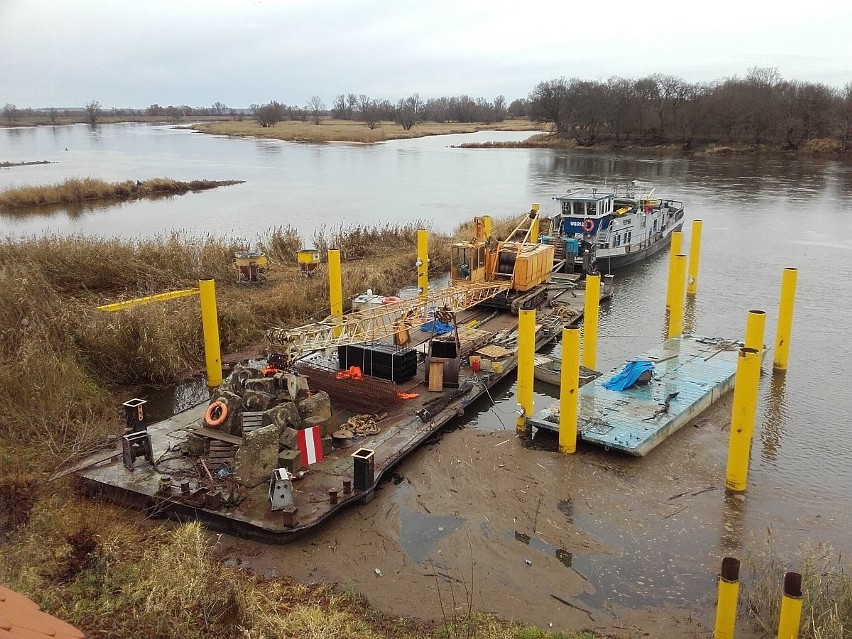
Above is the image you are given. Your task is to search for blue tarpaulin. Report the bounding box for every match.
[603,360,655,391]
[421,319,453,335]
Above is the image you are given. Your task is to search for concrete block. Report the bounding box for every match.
[297,390,332,422]
[234,424,279,488]
[277,449,302,475]
[243,390,274,412]
[263,401,301,434]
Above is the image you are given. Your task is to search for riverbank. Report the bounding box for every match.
[191,118,541,144]
[456,133,851,157]
[0,177,243,210]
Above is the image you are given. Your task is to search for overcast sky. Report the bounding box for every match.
[2,0,850,109]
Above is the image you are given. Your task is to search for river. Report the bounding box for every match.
[2,123,850,618]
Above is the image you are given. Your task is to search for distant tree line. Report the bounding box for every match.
[527,68,852,150]
[329,93,515,130]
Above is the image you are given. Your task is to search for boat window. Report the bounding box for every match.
[588,201,597,215]
[626,231,632,244]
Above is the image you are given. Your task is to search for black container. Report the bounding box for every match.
[123,398,148,432]
[338,343,417,383]
[352,448,375,491]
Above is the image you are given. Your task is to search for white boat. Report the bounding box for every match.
[533,354,601,387]
[543,181,685,274]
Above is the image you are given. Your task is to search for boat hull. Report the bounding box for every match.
[597,221,683,273]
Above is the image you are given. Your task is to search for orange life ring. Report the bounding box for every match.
[582,218,595,233]
[382,296,401,304]
[204,401,228,428]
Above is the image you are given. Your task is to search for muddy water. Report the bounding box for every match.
[3,124,851,626]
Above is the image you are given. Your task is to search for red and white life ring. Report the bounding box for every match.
[582,218,595,233]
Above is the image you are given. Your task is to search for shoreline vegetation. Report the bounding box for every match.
[0,177,244,210]
[0,224,848,638]
[190,117,540,144]
[1,160,53,168]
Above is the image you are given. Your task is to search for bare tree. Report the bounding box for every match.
[3,103,19,124]
[84,100,101,125]
[255,101,285,127]
[211,101,228,116]
[395,93,422,131]
[306,96,325,124]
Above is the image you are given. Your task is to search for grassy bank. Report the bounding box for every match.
[192,118,540,144]
[0,177,243,210]
[1,222,600,639]
[741,542,851,638]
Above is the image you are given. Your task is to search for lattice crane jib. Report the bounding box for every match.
[266,281,512,364]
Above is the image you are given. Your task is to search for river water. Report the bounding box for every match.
[2,124,850,611]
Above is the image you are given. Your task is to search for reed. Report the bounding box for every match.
[0,177,243,209]
[741,542,851,638]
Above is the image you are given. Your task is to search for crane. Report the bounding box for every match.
[267,206,554,366]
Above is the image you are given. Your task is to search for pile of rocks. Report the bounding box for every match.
[192,362,335,487]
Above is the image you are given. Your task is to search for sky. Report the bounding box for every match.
[1,0,851,109]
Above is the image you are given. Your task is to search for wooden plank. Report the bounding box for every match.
[477,344,514,359]
[191,427,242,445]
[428,361,443,391]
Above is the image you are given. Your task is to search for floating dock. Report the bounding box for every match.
[73,282,610,541]
[527,335,745,456]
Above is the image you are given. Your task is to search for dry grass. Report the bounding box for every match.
[0,223,600,639]
[0,177,243,210]
[193,118,539,144]
[741,542,851,638]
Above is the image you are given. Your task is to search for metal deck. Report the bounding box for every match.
[527,335,745,456]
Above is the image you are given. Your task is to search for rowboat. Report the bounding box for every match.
[533,354,601,387]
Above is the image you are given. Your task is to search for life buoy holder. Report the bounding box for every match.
[582,218,595,233]
[204,401,228,428]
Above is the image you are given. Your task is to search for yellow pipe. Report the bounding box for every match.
[582,273,600,370]
[745,309,766,352]
[687,219,703,296]
[483,215,492,239]
[559,327,581,453]
[198,278,222,388]
[417,229,429,302]
[516,309,536,435]
[97,288,199,312]
[713,557,741,639]
[530,203,540,243]
[665,230,683,312]
[777,572,803,639]
[667,254,687,339]
[328,249,343,338]
[725,347,762,491]
[773,268,798,372]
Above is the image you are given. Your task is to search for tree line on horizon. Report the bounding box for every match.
[3,67,851,150]
[527,67,852,150]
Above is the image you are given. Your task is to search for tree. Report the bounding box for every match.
[84,100,101,125]
[3,103,19,124]
[507,98,527,119]
[211,101,227,116]
[306,96,325,125]
[332,94,347,119]
[493,95,507,122]
[395,93,422,131]
[255,101,286,127]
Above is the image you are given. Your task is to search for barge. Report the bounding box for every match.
[73,211,613,541]
[527,334,748,456]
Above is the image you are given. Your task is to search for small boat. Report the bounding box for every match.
[533,354,601,387]
[542,181,685,274]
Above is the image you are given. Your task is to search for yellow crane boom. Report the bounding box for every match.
[267,281,512,364]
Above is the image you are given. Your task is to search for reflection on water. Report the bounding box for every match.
[721,493,746,553]
[761,372,788,463]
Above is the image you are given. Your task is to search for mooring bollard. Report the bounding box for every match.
[582,273,600,371]
[665,230,683,313]
[516,309,536,435]
[725,347,762,492]
[559,327,581,454]
[328,248,343,338]
[745,309,767,352]
[777,572,803,639]
[687,219,703,296]
[417,228,429,302]
[667,254,687,339]
[773,267,798,372]
[198,278,222,387]
[713,556,741,639]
